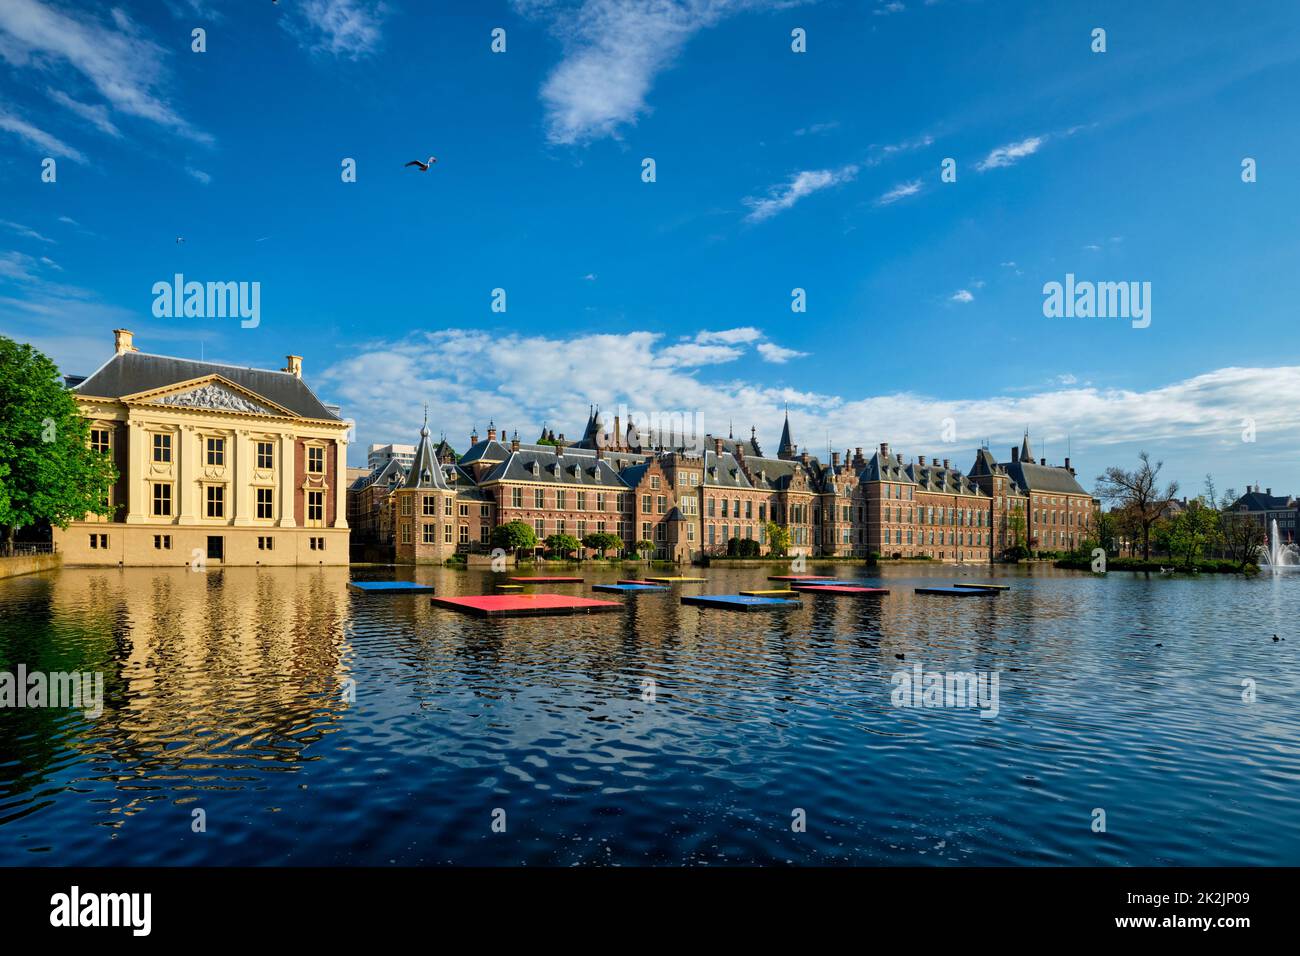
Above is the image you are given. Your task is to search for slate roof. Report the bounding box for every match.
[350,456,406,491]
[1002,460,1088,496]
[859,452,917,484]
[405,426,452,490]
[74,351,340,420]
[481,448,629,487]
[908,461,988,497]
[703,450,753,489]
[1233,489,1295,512]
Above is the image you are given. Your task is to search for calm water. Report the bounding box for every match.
[0,562,1296,866]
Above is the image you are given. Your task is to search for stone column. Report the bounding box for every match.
[125,417,146,523]
[333,436,349,529]
[177,424,197,525]
[233,429,253,526]
[278,433,296,527]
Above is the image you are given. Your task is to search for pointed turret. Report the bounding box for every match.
[1020,430,1034,464]
[405,412,451,489]
[777,407,796,461]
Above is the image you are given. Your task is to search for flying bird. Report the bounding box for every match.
[404,156,438,171]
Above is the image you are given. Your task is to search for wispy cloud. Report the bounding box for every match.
[515,0,791,145]
[0,107,86,161]
[756,342,808,363]
[950,289,974,303]
[186,167,212,185]
[976,135,1044,171]
[876,178,922,205]
[1,220,54,243]
[0,0,209,143]
[694,327,763,345]
[287,0,388,59]
[46,88,121,137]
[794,120,840,137]
[743,165,859,223]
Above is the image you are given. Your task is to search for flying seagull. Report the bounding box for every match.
[404,156,438,171]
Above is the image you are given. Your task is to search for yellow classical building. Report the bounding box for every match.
[54,329,349,566]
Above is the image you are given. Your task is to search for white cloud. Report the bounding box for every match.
[694,327,763,345]
[976,135,1044,171]
[756,342,807,363]
[0,107,86,161]
[186,167,212,185]
[1,220,53,242]
[794,121,840,137]
[288,0,388,59]
[46,88,120,137]
[314,328,1300,489]
[0,0,209,143]
[656,342,743,366]
[515,0,788,145]
[950,289,974,303]
[876,178,922,205]
[743,166,859,223]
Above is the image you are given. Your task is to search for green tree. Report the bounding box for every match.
[764,522,792,557]
[491,520,537,553]
[544,533,581,558]
[0,336,117,552]
[635,538,655,559]
[582,532,622,558]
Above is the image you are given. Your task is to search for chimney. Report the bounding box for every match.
[510,432,520,453]
[880,442,890,459]
[113,328,137,354]
[486,422,497,442]
[1064,457,1071,471]
[933,457,940,467]
[1267,488,1272,496]
[854,447,864,466]
[896,452,903,464]
[943,458,950,469]
[470,428,479,446]
[832,451,841,468]
[283,354,302,378]
[714,437,724,457]
[801,448,811,465]
[1040,458,1046,466]
[595,443,604,460]
[613,414,621,450]
[1011,446,1019,463]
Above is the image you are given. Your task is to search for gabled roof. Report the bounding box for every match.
[1002,460,1088,496]
[73,351,340,420]
[859,452,917,484]
[350,456,406,491]
[1233,489,1294,512]
[481,448,629,487]
[907,461,988,497]
[703,450,752,488]
[459,438,513,465]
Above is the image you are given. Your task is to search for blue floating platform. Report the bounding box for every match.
[682,594,801,611]
[348,581,434,594]
[593,583,670,593]
[915,586,1000,596]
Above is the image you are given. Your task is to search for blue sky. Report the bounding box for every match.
[2,0,1299,495]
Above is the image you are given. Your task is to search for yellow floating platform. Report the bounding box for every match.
[740,588,798,596]
[496,584,525,590]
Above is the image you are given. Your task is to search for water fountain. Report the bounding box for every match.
[1257,518,1300,570]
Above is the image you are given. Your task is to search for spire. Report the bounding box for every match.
[1020,430,1034,464]
[777,406,796,461]
[405,415,450,489]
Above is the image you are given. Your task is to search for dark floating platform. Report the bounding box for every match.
[507,576,584,584]
[740,588,799,596]
[767,574,838,582]
[347,581,434,594]
[790,584,890,595]
[952,582,1011,590]
[432,593,622,617]
[915,586,1001,596]
[592,582,670,593]
[681,594,801,611]
[645,576,708,583]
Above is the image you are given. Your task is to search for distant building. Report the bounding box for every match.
[54,329,349,566]
[1230,486,1297,544]
[367,443,416,470]
[351,410,1094,563]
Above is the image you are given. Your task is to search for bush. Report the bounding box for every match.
[726,536,761,557]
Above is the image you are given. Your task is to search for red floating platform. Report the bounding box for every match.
[790,584,890,595]
[432,593,621,617]
[507,576,584,584]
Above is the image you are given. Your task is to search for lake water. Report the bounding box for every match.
[1,563,1296,866]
